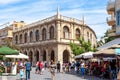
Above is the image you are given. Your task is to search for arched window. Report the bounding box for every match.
[63,26,69,38]
[42,28,46,40]
[30,31,33,42]
[20,34,22,43]
[76,28,80,39]
[24,33,27,43]
[43,50,46,61]
[87,32,89,40]
[50,26,54,39]
[15,35,18,44]
[35,30,39,41]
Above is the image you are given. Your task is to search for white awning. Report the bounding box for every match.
[5,53,29,59]
[97,38,120,50]
[74,52,94,59]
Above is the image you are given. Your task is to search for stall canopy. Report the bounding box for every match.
[5,53,29,59]
[93,49,116,57]
[75,52,94,59]
[0,46,19,55]
[97,38,120,50]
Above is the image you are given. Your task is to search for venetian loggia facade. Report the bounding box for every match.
[13,13,97,66]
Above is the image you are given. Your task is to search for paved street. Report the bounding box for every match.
[0,68,107,80]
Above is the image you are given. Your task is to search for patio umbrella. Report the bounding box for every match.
[5,53,29,59]
[93,49,116,57]
[0,46,19,55]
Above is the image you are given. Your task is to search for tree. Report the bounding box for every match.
[70,37,96,56]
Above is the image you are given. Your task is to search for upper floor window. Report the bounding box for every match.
[63,26,69,39]
[30,31,33,42]
[87,32,89,38]
[35,30,39,41]
[116,10,120,26]
[50,26,54,39]
[24,33,27,43]
[76,28,80,39]
[42,28,46,40]
[15,35,18,44]
[20,34,22,43]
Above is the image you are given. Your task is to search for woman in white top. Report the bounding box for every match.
[80,61,85,78]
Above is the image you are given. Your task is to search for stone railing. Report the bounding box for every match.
[13,15,84,32]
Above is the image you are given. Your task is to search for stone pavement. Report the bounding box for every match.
[0,68,108,80]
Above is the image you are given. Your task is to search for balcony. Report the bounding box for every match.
[107,0,115,14]
[107,16,115,26]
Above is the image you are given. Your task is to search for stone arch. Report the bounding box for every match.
[49,26,54,39]
[30,31,33,42]
[50,50,55,62]
[15,35,18,44]
[19,34,23,43]
[29,51,33,64]
[42,28,46,40]
[24,32,27,43]
[76,28,80,39]
[24,51,27,55]
[43,50,46,61]
[63,26,69,38]
[36,50,39,61]
[63,50,70,63]
[35,30,39,41]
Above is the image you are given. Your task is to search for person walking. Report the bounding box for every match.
[57,61,61,73]
[50,62,56,80]
[25,60,31,80]
[80,61,85,78]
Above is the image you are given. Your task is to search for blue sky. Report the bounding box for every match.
[0,0,110,40]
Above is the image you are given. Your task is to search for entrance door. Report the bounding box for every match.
[63,50,69,63]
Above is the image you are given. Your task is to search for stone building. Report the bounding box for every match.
[13,10,97,66]
[0,21,25,45]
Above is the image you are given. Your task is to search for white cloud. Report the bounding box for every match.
[0,0,109,40]
[0,0,23,4]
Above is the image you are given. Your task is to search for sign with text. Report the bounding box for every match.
[116,48,120,55]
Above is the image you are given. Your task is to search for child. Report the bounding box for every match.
[19,66,25,80]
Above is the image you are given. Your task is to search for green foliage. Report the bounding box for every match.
[70,37,96,56]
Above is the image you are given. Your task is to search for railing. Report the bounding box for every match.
[13,15,84,32]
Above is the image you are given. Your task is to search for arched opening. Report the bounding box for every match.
[36,51,39,61]
[42,28,46,40]
[20,34,22,43]
[24,51,27,55]
[51,50,55,61]
[63,26,69,39]
[50,26,54,39]
[35,30,39,41]
[29,51,33,65]
[24,33,27,43]
[76,28,80,39]
[15,35,18,44]
[43,50,46,61]
[63,50,70,63]
[30,31,33,42]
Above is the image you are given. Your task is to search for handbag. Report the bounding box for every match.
[117,70,120,80]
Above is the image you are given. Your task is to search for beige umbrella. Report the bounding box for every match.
[93,49,116,57]
[109,44,120,49]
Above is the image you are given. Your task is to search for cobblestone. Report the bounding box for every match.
[0,68,108,80]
